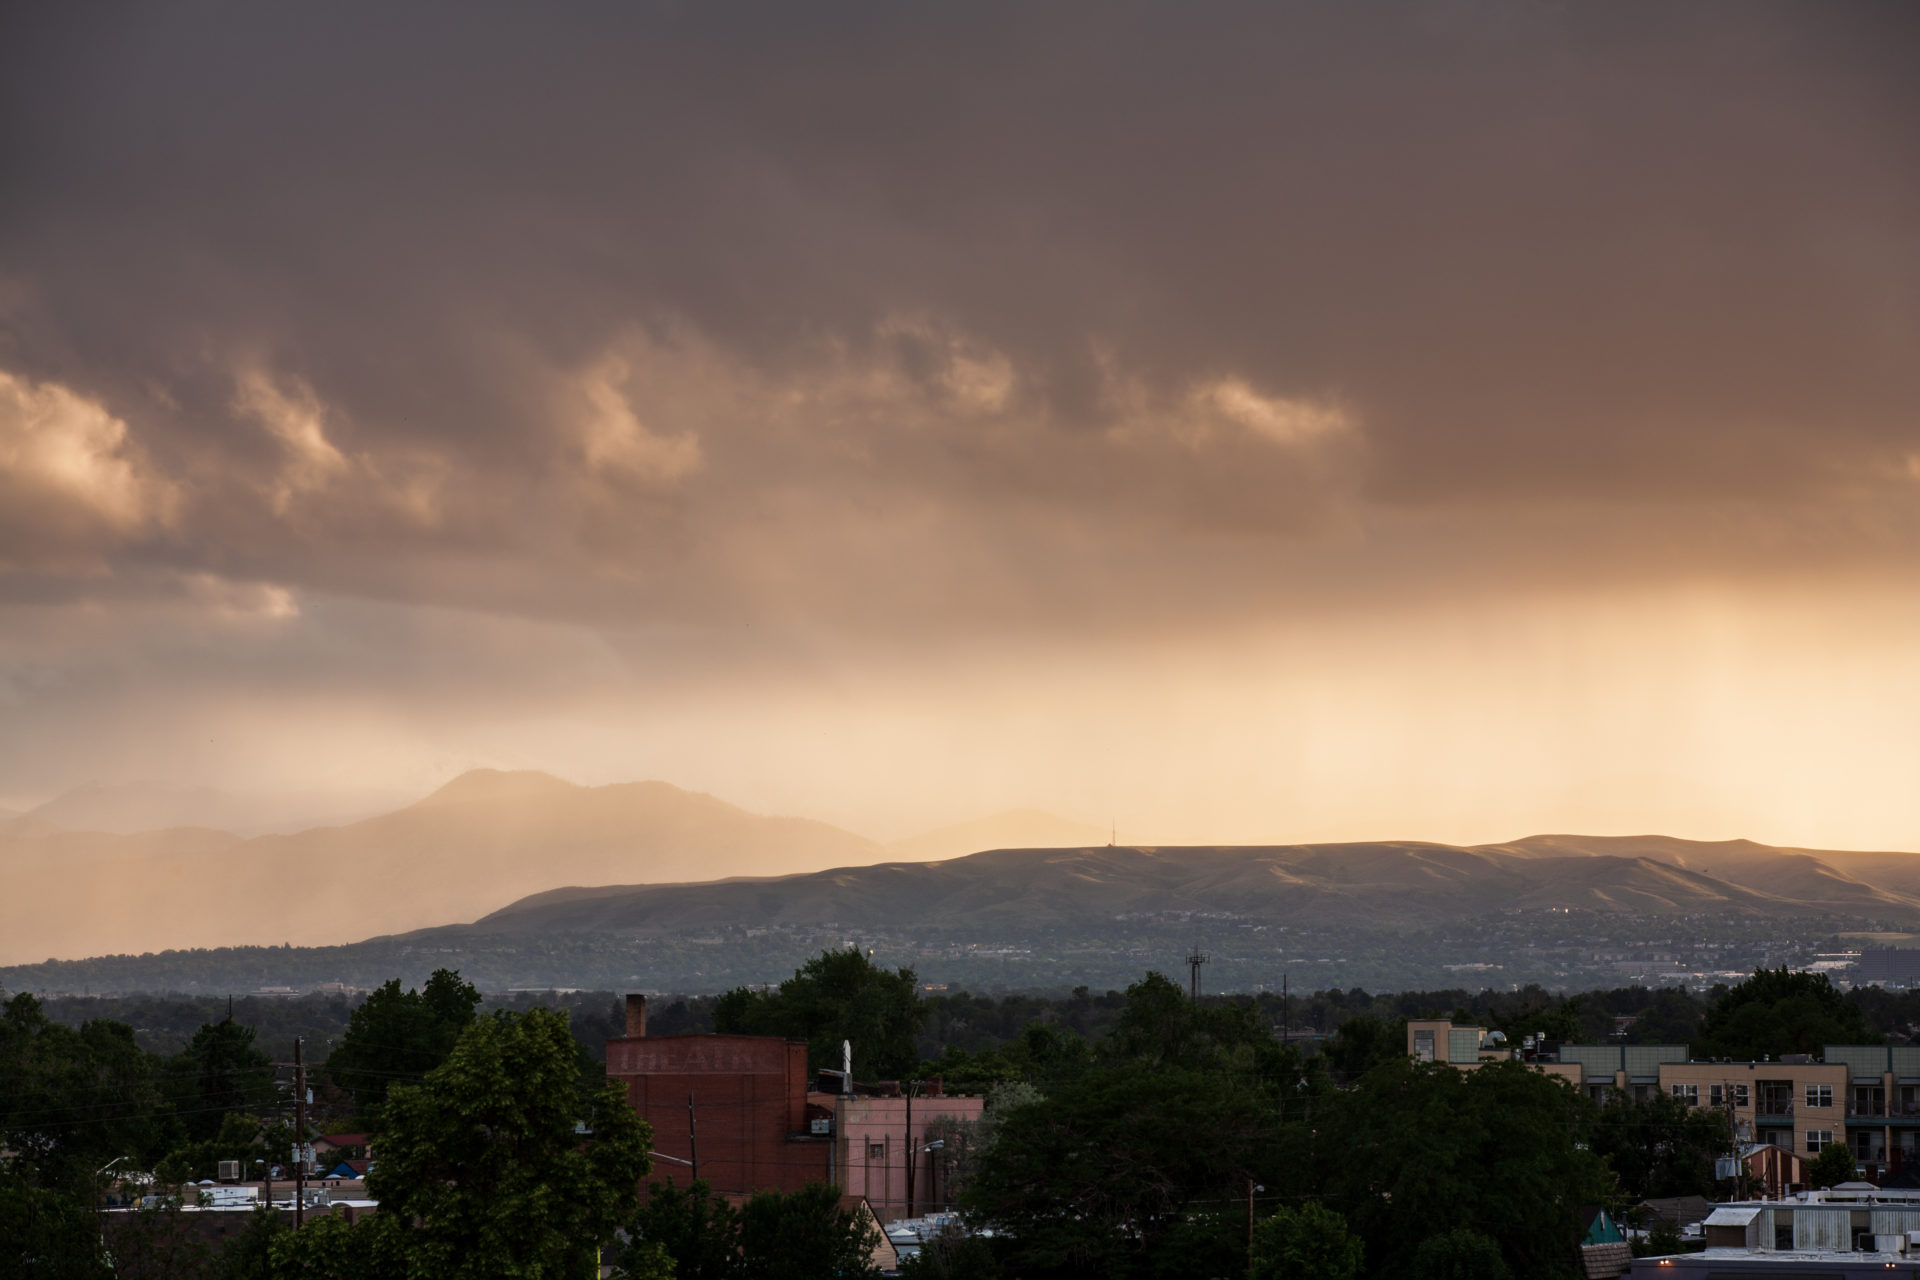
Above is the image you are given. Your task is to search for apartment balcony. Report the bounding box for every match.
[1858,1103,1920,1126]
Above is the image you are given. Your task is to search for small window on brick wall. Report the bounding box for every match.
[867,1143,886,1161]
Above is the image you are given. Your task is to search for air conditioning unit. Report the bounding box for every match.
[810,1118,833,1135]
[216,1160,241,1181]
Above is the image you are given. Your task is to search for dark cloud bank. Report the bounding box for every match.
[1,3,1917,818]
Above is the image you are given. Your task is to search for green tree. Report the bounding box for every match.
[1588,1089,1729,1200]
[1406,1229,1512,1280]
[1697,967,1873,1059]
[0,1168,113,1280]
[273,1006,651,1279]
[714,948,928,1078]
[630,1178,744,1280]
[322,969,480,1116]
[1629,989,1706,1046]
[737,1182,883,1280]
[1,993,172,1181]
[1322,1015,1405,1085]
[959,1061,1276,1278]
[1807,1141,1857,1189]
[1,993,168,1280]
[212,1205,286,1280]
[158,1110,281,1188]
[268,1213,385,1278]
[1249,1202,1363,1280]
[1100,973,1308,1084]
[170,1015,275,1144]
[1316,1060,1606,1280]
[1631,1219,1685,1259]
[105,1198,218,1280]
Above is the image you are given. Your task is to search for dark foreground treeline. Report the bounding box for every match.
[5,961,1908,1278]
[2,955,1891,1280]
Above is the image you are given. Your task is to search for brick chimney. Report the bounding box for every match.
[625,993,648,1038]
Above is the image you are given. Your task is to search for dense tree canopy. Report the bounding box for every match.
[322,968,480,1115]
[168,1016,275,1144]
[274,1006,650,1279]
[1249,1203,1363,1280]
[714,948,928,1078]
[1698,967,1874,1058]
[1305,1059,1608,1280]
[626,1178,881,1280]
[1588,1087,1730,1201]
[960,1060,1280,1277]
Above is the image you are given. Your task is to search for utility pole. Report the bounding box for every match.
[1246,1177,1256,1265]
[687,1092,699,1181]
[1281,972,1289,1040]
[1187,946,1209,1000]
[294,1038,306,1228]
[905,1080,916,1220]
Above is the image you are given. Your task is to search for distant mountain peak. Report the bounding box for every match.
[415,768,582,806]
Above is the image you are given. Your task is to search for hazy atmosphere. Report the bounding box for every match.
[4,1,1917,850]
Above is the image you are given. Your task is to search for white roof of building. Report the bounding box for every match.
[1703,1206,1761,1226]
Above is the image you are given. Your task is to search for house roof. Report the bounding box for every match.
[835,1195,898,1270]
[1637,1196,1711,1228]
[315,1133,369,1146]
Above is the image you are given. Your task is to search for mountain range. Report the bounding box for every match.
[416,833,1920,944]
[0,771,1095,965]
[10,767,1920,974]
[18,781,411,837]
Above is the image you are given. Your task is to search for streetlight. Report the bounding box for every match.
[96,1157,129,1209]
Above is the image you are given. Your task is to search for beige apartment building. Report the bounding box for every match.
[1408,1020,1883,1168]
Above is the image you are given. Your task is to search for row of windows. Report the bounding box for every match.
[1669,1083,1832,1108]
[1759,1129,1840,1154]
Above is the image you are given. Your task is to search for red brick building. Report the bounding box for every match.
[607,995,834,1196]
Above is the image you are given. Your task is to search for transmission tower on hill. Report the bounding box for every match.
[1186,945,1209,1000]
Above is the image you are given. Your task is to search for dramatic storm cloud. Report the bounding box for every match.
[2,2,1917,846]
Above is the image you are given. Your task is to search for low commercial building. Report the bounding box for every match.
[606,994,985,1216]
[1629,1186,1920,1276]
[606,995,834,1196]
[832,1086,984,1220]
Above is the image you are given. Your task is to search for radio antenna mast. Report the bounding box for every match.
[1186,944,1209,1000]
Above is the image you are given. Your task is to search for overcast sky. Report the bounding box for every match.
[3,2,1917,847]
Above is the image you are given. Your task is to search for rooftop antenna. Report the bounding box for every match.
[1187,943,1209,1000]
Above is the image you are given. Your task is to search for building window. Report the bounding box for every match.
[1413,1030,1435,1063]
[1734,1084,1750,1108]
[1709,1083,1752,1108]
[1671,1084,1698,1106]
[867,1143,886,1161]
[1806,1130,1835,1154]
[1806,1084,1833,1109]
